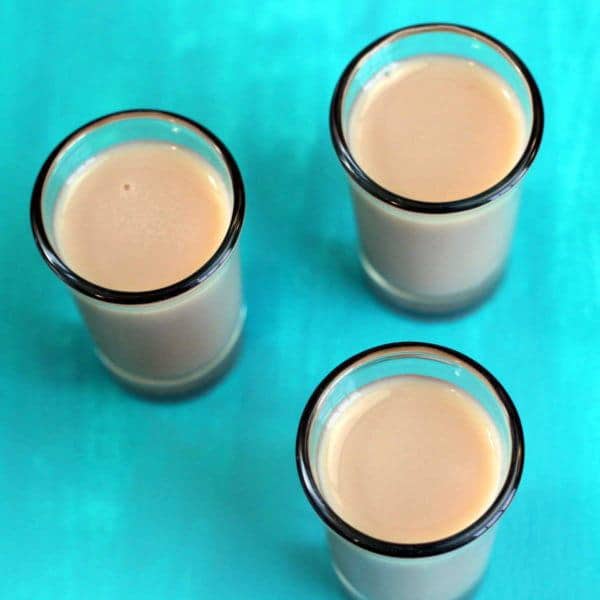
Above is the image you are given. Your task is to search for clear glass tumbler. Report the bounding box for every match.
[31,110,245,395]
[296,342,524,600]
[330,23,544,313]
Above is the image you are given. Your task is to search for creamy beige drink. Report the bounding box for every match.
[318,375,502,544]
[32,111,245,394]
[331,25,543,313]
[55,142,230,292]
[297,341,525,600]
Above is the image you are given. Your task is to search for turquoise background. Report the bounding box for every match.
[1,1,599,598]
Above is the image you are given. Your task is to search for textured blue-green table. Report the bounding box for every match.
[1,1,599,598]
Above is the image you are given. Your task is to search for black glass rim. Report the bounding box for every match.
[30,109,245,305]
[296,342,525,558]
[330,23,544,214]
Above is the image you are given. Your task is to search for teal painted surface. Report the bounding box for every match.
[1,1,599,598]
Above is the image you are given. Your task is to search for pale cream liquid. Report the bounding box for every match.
[349,55,526,202]
[54,141,230,292]
[318,375,502,544]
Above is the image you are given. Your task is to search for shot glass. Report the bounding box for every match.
[31,110,245,395]
[296,342,524,600]
[330,23,543,313]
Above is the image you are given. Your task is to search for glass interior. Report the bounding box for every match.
[41,112,235,251]
[340,26,534,148]
[307,345,513,500]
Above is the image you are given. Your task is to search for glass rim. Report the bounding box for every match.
[30,109,245,305]
[295,341,525,559]
[329,22,544,214]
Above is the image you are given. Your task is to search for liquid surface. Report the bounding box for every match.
[54,141,231,292]
[349,55,527,202]
[318,375,502,543]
